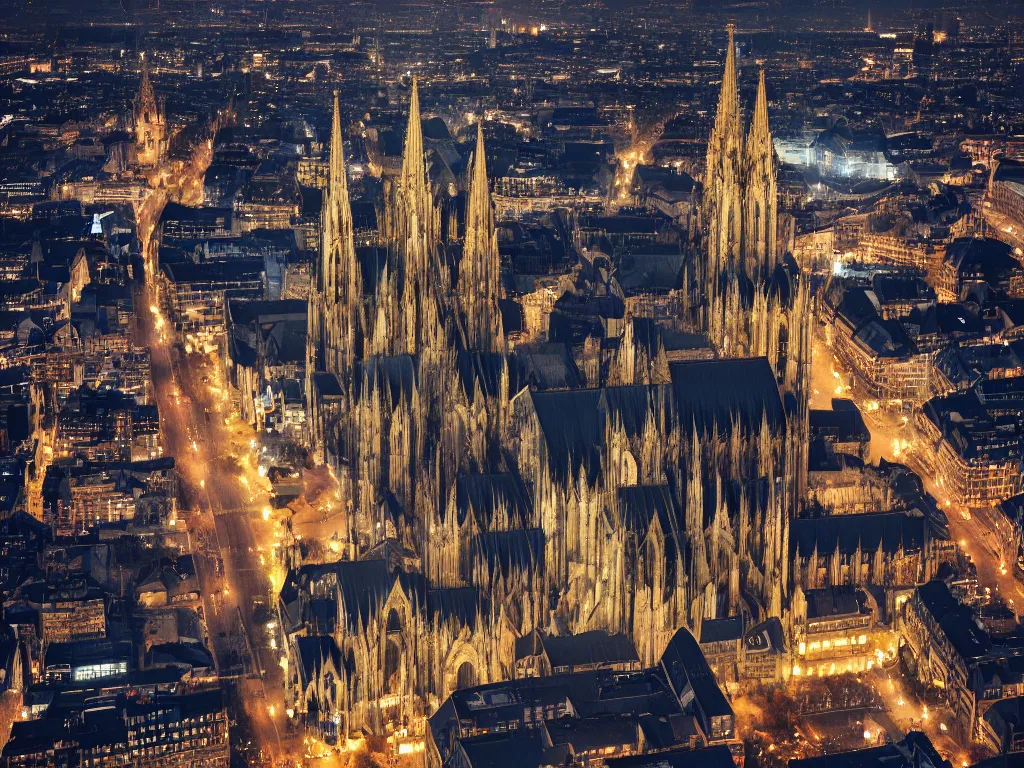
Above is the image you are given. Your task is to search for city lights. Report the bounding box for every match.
[4,7,1020,768]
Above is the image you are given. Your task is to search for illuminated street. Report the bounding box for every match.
[810,325,1022,765]
[4,4,1024,768]
[812,330,1021,604]
[131,121,298,763]
[143,298,295,764]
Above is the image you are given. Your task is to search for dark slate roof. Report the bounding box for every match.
[498,298,524,336]
[530,389,603,483]
[791,512,925,558]
[792,732,950,768]
[457,351,506,403]
[514,630,545,661]
[473,528,545,578]
[619,485,676,539]
[128,688,225,720]
[973,755,1024,768]
[356,246,392,298]
[422,116,454,142]
[456,473,532,529]
[871,274,935,304]
[765,263,794,307]
[547,715,638,750]
[293,635,341,689]
[699,616,744,645]
[510,343,583,391]
[456,729,545,768]
[659,627,733,723]
[947,237,1015,280]
[854,317,917,358]
[983,695,1024,748]
[791,743,918,768]
[312,371,344,399]
[669,358,784,434]
[590,670,680,719]
[160,258,264,284]
[3,710,128,757]
[617,252,684,294]
[428,587,485,627]
[804,586,865,619]
[354,355,417,405]
[45,638,132,669]
[811,123,887,156]
[278,562,339,631]
[809,400,870,444]
[583,214,660,235]
[744,617,787,655]
[158,201,232,225]
[906,303,984,336]
[541,631,639,670]
[833,285,880,327]
[227,331,254,369]
[635,712,702,753]
[148,642,214,672]
[940,610,992,661]
[335,559,397,632]
[351,200,378,231]
[306,598,337,636]
[602,385,667,439]
[605,744,736,768]
[916,580,960,622]
[227,298,306,326]
[994,159,1024,185]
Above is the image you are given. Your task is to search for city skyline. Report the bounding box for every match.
[0,2,1022,767]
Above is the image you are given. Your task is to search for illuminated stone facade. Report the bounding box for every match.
[293,41,811,742]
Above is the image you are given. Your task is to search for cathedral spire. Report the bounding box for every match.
[393,76,438,354]
[329,90,348,210]
[468,121,489,232]
[707,24,742,175]
[400,77,425,201]
[328,91,357,287]
[460,121,504,353]
[749,70,769,149]
[742,69,778,278]
[308,90,360,392]
[398,76,433,255]
[717,25,740,146]
[701,24,744,346]
[140,53,153,98]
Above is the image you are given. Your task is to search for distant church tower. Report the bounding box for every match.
[133,55,166,168]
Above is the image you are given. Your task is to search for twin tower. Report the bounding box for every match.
[699,26,784,360]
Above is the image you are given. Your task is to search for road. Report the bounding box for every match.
[144,310,291,764]
[810,328,1011,764]
[131,128,293,763]
[810,332,1019,604]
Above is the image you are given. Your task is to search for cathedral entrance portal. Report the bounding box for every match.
[383,636,402,694]
[456,660,478,690]
[443,642,482,700]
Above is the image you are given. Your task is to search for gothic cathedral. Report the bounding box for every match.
[292,31,811,737]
